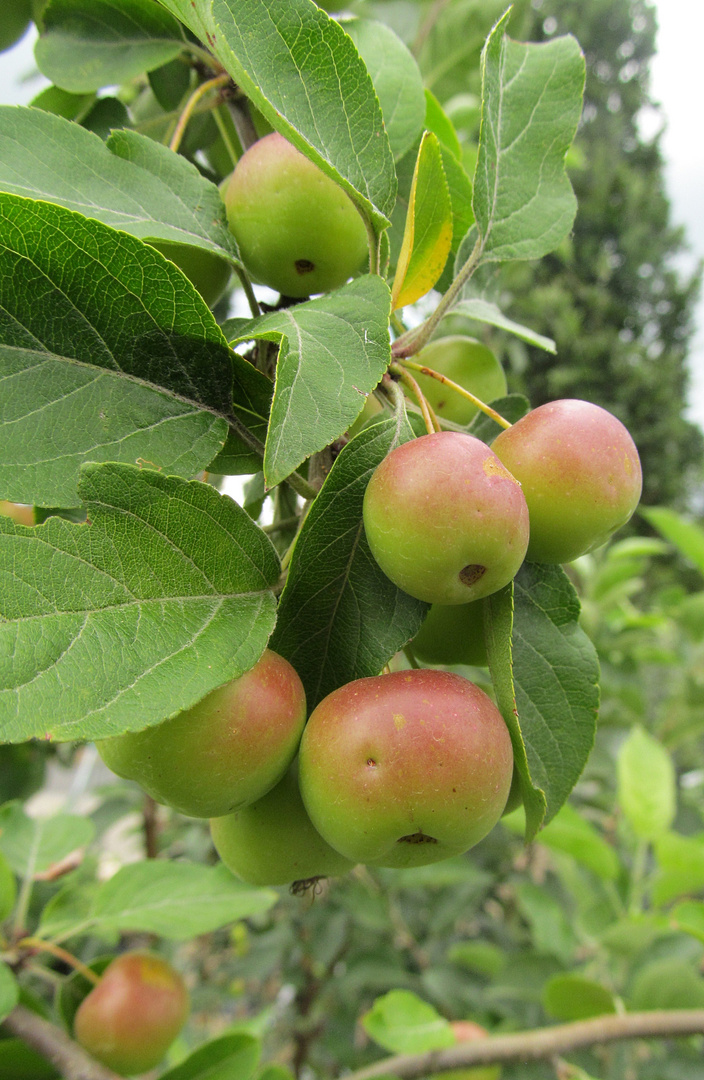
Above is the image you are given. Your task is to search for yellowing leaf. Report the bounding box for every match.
[391,131,452,309]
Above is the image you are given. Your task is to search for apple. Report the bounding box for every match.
[363,431,529,605]
[0,0,32,54]
[298,669,513,868]
[409,600,487,667]
[223,132,368,297]
[148,241,231,307]
[211,763,355,886]
[414,337,507,426]
[73,951,189,1075]
[97,650,307,818]
[0,501,35,527]
[492,399,643,564]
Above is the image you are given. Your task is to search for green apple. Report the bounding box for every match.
[223,132,368,297]
[0,0,32,53]
[298,669,513,868]
[363,431,529,605]
[97,650,307,818]
[492,399,642,564]
[409,601,487,667]
[148,241,231,307]
[73,952,189,1076]
[414,337,507,426]
[211,763,355,886]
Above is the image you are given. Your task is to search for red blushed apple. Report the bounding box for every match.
[298,670,513,868]
[97,650,306,818]
[73,952,189,1075]
[492,399,642,564]
[363,431,529,605]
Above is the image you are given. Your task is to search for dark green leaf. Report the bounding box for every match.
[542,974,617,1021]
[35,0,185,93]
[467,394,530,444]
[0,464,279,743]
[0,964,18,1025]
[271,418,428,709]
[515,881,576,963]
[0,1038,60,1079]
[225,277,391,488]
[158,0,396,230]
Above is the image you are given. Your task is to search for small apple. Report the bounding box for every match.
[211,763,355,886]
[148,241,231,307]
[298,669,513,868]
[97,650,306,818]
[414,337,507,426]
[0,501,35,527]
[409,601,487,667]
[0,0,32,54]
[363,431,529,605]
[73,951,189,1076]
[492,399,642,564]
[223,132,368,297]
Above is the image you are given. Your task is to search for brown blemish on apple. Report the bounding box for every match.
[295,259,315,275]
[393,713,406,731]
[398,832,438,845]
[459,564,486,587]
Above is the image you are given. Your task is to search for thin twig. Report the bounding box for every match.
[412,0,454,57]
[169,72,231,153]
[343,1011,704,1080]
[18,938,101,987]
[399,359,512,430]
[390,364,440,435]
[227,98,258,152]
[3,1005,121,1080]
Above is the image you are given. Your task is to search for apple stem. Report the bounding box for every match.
[212,103,241,169]
[399,359,512,430]
[169,72,231,154]
[17,937,102,987]
[390,364,441,435]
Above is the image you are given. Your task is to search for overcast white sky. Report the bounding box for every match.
[0,2,702,425]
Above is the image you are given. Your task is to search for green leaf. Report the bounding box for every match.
[467,393,530,444]
[542,974,617,1022]
[451,297,557,353]
[0,194,239,508]
[483,583,547,841]
[515,881,576,963]
[0,108,238,259]
[424,89,461,159]
[416,0,506,102]
[0,804,94,877]
[30,85,97,122]
[35,0,185,93]
[42,862,277,941]
[438,145,474,261]
[158,0,396,231]
[362,989,455,1055]
[0,1038,60,1079]
[617,727,675,840]
[0,851,15,922]
[345,19,425,162]
[159,1032,261,1080]
[473,15,584,262]
[671,901,704,946]
[0,964,19,1025]
[225,276,391,489]
[652,832,704,906]
[640,506,704,577]
[392,132,452,309]
[271,418,428,710]
[629,958,704,1011]
[447,941,506,978]
[513,563,599,827]
[537,803,620,882]
[0,464,279,744]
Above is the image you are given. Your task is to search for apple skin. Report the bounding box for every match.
[409,600,487,667]
[73,951,189,1076]
[0,501,35,527]
[298,669,513,868]
[414,337,507,426]
[492,399,642,564]
[223,132,368,297]
[211,763,355,886]
[148,241,231,307]
[97,650,307,818]
[0,0,32,54]
[363,431,529,605]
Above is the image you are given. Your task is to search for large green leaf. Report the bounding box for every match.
[158,0,396,230]
[0,108,237,259]
[362,990,455,1055]
[0,803,94,877]
[345,19,425,162]
[617,727,676,841]
[271,418,428,710]
[225,276,391,488]
[0,464,279,744]
[0,194,262,508]
[160,1033,260,1080]
[35,0,186,93]
[40,862,276,941]
[472,13,584,262]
